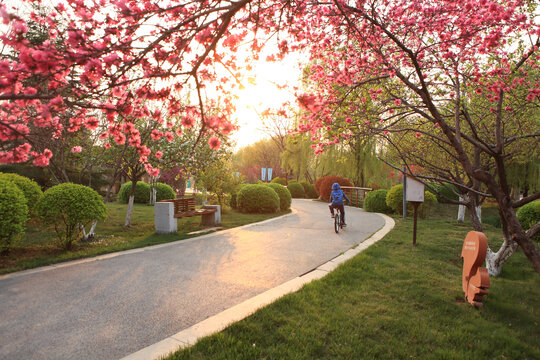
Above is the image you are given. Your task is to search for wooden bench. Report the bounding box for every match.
[159,198,217,218]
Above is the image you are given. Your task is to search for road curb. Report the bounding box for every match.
[120,213,395,360]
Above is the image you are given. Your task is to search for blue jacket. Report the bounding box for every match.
[330,183,350,205]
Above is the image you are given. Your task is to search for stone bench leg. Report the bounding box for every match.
[201,205,221,225]
[155,202,177,234]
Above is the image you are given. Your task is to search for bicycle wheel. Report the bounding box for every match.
[334,211,340,233]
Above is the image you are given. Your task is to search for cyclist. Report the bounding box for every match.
[329,183,350,226]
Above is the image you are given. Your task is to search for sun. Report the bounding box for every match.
[230,57,302,149]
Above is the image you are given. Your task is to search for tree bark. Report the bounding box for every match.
[457,195,466,222]
[124,195,135,228]
[486,236,519,276]
[124,180,138,228]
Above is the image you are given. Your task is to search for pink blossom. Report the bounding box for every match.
[155,151,163,159]
[181,116,194,128]
[394,99,402,106]
[71,146,82,153]
[208,136,221,150]
[144,163,160,177]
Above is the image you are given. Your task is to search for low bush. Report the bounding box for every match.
[0,172,42,216]
[271,177,286,185]
[287,181,306,198]
[364,189,392,214]
[37,183,107,250]
[419,191,438,218]
[386,184,438,218]
[155,182,176,201]
[386,184,404,214]
[118,181,150,204]
[237,184,279,213]
[517,201,540,242]
[299,181,318,199]
[318,175,353,201]
[265,183,292,211]
[0,180,28,254]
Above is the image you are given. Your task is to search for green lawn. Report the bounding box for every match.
[166,204,540,360]
[1,203,290,274]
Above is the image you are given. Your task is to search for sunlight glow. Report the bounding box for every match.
[230,54,303,149]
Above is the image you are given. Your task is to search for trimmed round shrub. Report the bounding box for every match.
[287,181,306,198]
[0,179,29,254]
[0,172,42,216]
[318,175,353,201]
[419,191,438,218]
[118,181,150,204]
[386,184,405,214]
[265,183,292,211]
[517,201,540,242]
[364,189,392,214]
[37,183,107,250]
[237,184,279,213]
[303,182,318,199]
[386,184,438,218]
[155,182,176,201]
[299,181,317,199]
[271,177,286,185]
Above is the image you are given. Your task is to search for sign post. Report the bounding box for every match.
[405,176,424,246]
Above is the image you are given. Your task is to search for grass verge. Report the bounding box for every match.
[1,203,290,274]
[166,205,540,360]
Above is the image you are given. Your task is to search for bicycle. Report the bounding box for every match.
[334,207,343,233]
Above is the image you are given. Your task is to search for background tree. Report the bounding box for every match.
[197,157,243,207]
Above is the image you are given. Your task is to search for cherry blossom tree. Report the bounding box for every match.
[0,0,259,173]
[291,0,540,275]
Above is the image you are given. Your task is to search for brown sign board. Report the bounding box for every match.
[461,231,490,307]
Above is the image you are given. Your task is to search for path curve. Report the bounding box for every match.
[0,199,392,360]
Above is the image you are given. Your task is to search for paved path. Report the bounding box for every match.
[0,199,386,360]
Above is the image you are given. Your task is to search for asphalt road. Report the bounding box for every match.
[0,199,386,360]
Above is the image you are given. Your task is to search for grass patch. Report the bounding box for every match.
[166,205,539,360]
[0,203,289,274]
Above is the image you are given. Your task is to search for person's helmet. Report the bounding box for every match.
[332,183,341,190]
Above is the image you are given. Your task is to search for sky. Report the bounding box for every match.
[228,53,305,150]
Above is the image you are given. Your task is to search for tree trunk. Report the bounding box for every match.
[485,236,519,276]
[124,195,135,228]
[124,180,138,228]
[457,195,466,222]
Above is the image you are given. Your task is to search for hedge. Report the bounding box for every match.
[265,183,292,211]
[386,184,438,218]
[237,184,280,213]
[0,180,28,254]
[118,181,151,204]
[155,182,176,201]
[0,172,42,216]
[287,181,306,198]
[37,183,107,250]
[300,181,318,199]
[517,201,540,242]
[364,189,392,214]
[271,177,287,185]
